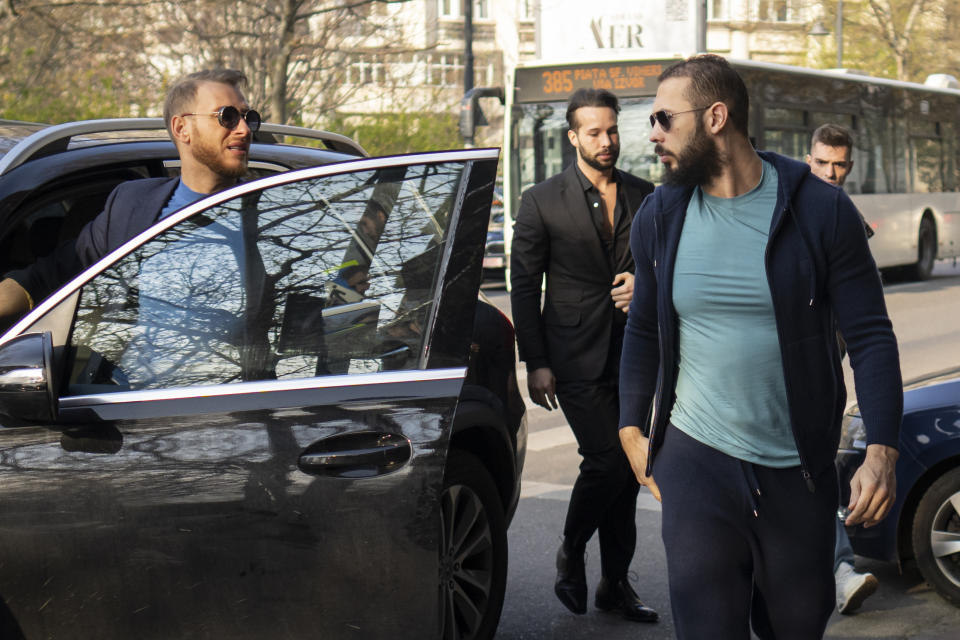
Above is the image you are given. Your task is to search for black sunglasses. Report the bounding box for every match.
[181,105,261,132]
[649,107,709,132]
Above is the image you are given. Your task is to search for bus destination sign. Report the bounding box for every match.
[515,60,674,103]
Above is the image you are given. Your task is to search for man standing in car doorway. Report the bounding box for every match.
[510,88,658,623]
[0,68,260,330]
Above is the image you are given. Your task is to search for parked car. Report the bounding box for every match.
[0,119,526,639]
[481,190,505,282]
[837,367,960,607]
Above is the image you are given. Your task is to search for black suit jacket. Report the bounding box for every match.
[9,178,179,303]
[510,164,654,382]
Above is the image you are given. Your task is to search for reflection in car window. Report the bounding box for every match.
[66,162,465,394]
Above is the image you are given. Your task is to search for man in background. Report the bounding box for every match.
[511,88,658,623]
[807,123,880,614]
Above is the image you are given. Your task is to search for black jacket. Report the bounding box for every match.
[619,151,902,482]
[510,164,653,382]
[9,178,178,303]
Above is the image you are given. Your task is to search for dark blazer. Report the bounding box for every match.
[9,178,178,303]
[510,164,653,382]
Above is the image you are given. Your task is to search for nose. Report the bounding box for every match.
[234,114,252,137]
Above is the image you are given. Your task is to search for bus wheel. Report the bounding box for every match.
[908,217,936,281]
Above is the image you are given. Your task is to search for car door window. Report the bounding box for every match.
[66,162,466,394]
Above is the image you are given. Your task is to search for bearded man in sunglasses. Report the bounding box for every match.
[0,68,260,328]
[618,54,902,639]
[510,88,658,624]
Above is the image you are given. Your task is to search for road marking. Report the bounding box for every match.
[521,481,662,513]
[527,425,577,451]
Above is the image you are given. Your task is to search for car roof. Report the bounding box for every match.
[0,118,368,177]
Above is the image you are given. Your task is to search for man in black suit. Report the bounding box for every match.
[0,68,260,330]
[510,88,657,623]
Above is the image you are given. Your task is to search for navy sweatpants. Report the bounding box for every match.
[654,426,838,639]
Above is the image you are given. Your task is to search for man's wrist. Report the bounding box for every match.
[865,443,898,464]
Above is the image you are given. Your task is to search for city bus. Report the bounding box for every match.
[502,55,960,281]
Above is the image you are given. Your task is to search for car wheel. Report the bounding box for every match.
[439,450,508,640]
[912,467,960,606]
[908,217,937,281]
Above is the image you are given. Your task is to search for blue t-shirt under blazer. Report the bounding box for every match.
[670,160,800,467]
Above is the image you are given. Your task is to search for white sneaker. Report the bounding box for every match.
[835,562,878,614]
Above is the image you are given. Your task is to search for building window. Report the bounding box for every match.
[755,0,802,22]
[709,0,728,21]
[347,56,386,85]
[520,0,535,20]
[439,0,457,17]
[438,0,488,18]
[426,54,463,87]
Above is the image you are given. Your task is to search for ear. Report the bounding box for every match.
[567,128,578,149]
[804,154,812,164]
[705,101,728,135]
[170,115,191,146]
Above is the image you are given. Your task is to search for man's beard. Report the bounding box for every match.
[580,141,620,172]
[659,120,722,187]
[192,136,248,180]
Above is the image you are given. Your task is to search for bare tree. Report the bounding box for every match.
[861,0,936,81]
[151,0,425,126]
[0,0,161,121]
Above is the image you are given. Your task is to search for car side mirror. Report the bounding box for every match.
[0,332,58,423]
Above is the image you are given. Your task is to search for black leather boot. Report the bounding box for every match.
[595,577,659,623]
[554,541,587,614]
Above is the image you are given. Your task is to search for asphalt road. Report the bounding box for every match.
[484,260,960,639]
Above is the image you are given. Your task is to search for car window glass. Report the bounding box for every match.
[66,162,465,394]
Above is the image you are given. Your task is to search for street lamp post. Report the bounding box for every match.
[835,0,844,68]
[810,0,844,68]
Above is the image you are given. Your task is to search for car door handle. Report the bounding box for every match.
[297,431,411,478]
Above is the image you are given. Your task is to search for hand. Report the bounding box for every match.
[611,272,634,313]
[619,426,661,501]
[0,278,32,333]
[527,366,558,411]
[845,444,898,527]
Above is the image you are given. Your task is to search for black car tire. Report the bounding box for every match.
[912,466,960,606]
[908,216,937,281]
[439,450,508,640]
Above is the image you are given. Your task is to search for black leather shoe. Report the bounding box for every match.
[595,577,659,623]
[554,542,587,614]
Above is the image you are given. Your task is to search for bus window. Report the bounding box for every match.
[912,137,945,193]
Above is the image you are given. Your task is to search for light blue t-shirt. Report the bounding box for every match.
[159,179,207,219]
[669,160,800,467]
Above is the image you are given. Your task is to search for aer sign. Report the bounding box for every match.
[537,0,697,60]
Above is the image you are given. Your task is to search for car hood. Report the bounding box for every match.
[902,367,960,414]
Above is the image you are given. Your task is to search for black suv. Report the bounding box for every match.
[0,119,526,639]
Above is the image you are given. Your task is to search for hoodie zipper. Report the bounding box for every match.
[766,201,817,493]
[645,213,670,477]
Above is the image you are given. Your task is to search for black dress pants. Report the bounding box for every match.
[654,425,837,639]
[556,377,640,580]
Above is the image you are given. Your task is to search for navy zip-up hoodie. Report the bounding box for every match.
[619,151,902,485]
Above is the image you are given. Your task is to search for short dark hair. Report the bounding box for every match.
[659,54,749,136]
[162,69,249,136]
[566,88,620,130]
[811,123,854,151]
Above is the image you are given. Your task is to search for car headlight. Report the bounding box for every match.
[838,407,867,452]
